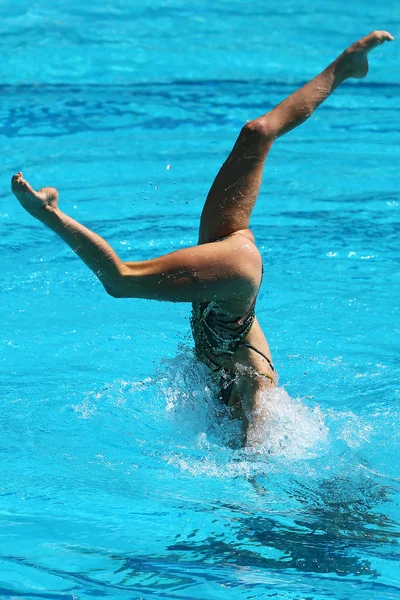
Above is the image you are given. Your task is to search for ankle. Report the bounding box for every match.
[35,204,61,225]
[333,53,353,82]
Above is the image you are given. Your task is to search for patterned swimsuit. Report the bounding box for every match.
[190,293,275,402]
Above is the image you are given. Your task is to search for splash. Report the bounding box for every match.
[156,352,329,471]
[244,386,328,459]
[66,352,399,498]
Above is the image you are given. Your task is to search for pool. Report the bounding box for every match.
[1,1,399,598]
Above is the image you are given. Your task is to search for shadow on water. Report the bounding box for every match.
[160,477,398,581]
[1,487,398,598]
[94,480,399,597]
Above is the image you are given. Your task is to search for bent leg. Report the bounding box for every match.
[11,173,261,307]
[199,31,393,244]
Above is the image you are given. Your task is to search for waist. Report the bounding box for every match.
[191,301,255,367]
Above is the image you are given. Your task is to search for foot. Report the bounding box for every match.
[344,30,394,79]
[11,172,59,218]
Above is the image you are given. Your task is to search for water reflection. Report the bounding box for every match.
[165,474,399,579]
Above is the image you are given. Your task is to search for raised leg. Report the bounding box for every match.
[10,32,393,309]
[198,31,393,244]
[11,173,261,308]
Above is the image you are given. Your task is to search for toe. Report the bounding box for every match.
[12,172,22,183]
[371,30,394,44]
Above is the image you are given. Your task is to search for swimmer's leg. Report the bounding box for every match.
[11,172,260,304]
[198,30,393,244]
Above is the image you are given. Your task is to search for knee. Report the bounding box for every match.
[241,118,276,142]
[104,281,124,298]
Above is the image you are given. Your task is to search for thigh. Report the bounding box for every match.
[198,123,273,244]
[118,234,262,309]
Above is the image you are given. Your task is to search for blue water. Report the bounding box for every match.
[1,2,400,598]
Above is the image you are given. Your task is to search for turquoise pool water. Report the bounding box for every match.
[1,2,400,598]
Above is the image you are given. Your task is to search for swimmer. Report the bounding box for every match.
[11,31,393,444]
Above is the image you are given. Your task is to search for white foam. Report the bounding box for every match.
[157,352,329,467]
[244,386,328,459]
